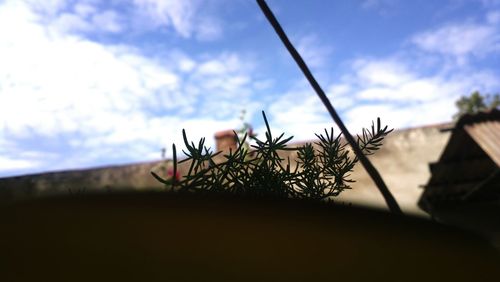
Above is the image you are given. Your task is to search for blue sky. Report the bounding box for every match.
[0,0,499,177]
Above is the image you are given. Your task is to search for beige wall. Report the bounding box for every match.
[0,124,451,216]
[336,125,450,216]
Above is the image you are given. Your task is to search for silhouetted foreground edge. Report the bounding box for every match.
[0,191,498,282]
[256,0,402,214]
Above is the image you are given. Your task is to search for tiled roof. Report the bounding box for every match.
[465,120,500,167]
[419,109,500,210]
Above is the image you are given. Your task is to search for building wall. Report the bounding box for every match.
[0,124,451,216]
[0,161,166,202]
[337,124,451,216]
[257,123,451,216]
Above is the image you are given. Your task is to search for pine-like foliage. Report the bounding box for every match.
[152,111,392,201]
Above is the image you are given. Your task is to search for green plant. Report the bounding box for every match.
[454,91,500,120]
[152,111,392,201]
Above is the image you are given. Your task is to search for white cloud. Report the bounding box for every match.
[487,10,500,23]
[73,3,96,18]
[252,79,274,91]
[23,0,127,35]
[196,54,247,76]
[53,12,92,33]
[133,0,195,37]
[0,0,260,176]
[345,103,440,133]
[356,79,455,102]
[177,55,197,72]
[195,17,222,41]
[295,34,333,69]
[344,58,500,130]
[263,82,339,142]
[326,84,354,110]
[17,0,222,39]
[132,0,222,40]
[0,157,41,171]
[184,53,257,119]
[352,59,414,87]
[266,53,500,141]
[350,57,499,102]
[0,139,57,176]
[24,0,67,16]
[411,22,500,64]
[91,10,124,33]
[197,60,229,76]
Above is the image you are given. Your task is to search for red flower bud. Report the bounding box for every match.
[167,168,181,181]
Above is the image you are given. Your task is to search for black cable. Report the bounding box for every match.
[256,0,402,214]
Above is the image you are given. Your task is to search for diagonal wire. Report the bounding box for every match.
[256,0,402,214]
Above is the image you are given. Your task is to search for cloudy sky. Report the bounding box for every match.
[0,0,499,177]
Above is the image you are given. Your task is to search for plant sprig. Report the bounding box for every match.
[152,111,392,202]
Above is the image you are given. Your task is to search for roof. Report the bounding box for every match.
[419,110,500,211]
[437,109,500,163]
[464,120,500,167]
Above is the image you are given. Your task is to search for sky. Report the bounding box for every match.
[0,0,499,177]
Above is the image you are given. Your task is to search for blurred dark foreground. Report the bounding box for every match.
[1,191,498,281]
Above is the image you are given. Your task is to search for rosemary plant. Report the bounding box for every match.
[152,111,392,202]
